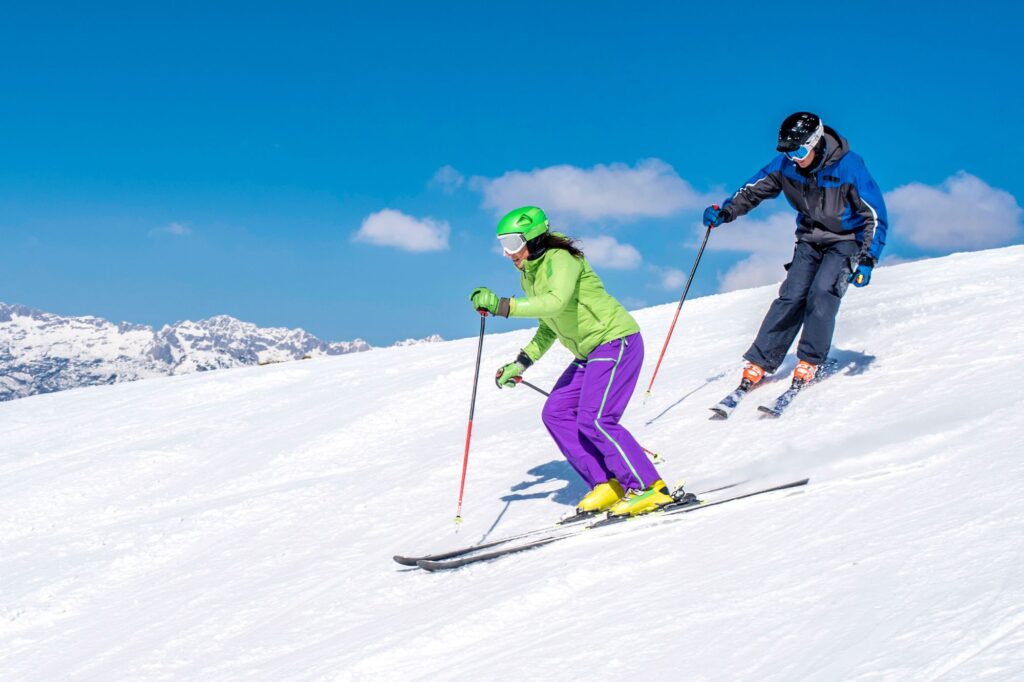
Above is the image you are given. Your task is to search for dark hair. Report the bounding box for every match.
[526,232,585,260]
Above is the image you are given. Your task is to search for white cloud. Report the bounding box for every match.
[693,211,797,292]
[473,159,712,222]
[653,266,687,291]
[691,211,797,254]
[718,254,788,293]
[886,172,1023,251]
[353,209,450,252]
[577,235,642,270]
[430,165,465,194]
[150,222,193,237]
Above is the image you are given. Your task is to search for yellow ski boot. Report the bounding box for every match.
[576,479,626,513]
[608,480,675,517]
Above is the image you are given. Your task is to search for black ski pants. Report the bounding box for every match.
[743,239,859,373]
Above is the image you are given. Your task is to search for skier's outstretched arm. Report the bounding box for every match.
[719,157,786,223]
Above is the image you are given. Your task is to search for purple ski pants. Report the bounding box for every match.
[541,333,660,492]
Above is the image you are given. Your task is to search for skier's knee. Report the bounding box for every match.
[541,401,569,428]
[578,412,618,436]
[807,286,837,314]
[575,412,597,436]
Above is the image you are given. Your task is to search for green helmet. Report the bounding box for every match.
[496,206,549,241]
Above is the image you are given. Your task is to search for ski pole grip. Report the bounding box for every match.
[476,308,489,316]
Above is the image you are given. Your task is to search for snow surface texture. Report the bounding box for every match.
[2,246,1023,680]
[0,305,439,402]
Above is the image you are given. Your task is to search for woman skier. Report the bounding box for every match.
[469,206,672,517]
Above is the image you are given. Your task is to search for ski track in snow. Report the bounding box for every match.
[1,246,1023,680]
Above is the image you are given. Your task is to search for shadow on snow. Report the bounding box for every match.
[643,347,877,426]
[645,369,728,426]
[477,459,588,543]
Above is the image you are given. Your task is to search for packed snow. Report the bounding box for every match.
[1,246,1023,680]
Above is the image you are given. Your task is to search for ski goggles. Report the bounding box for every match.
[784,122,825,162]
[498,232,528,255]
[786,144,814,161]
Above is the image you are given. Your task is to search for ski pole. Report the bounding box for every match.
[513,378,665,464]
[645,221,713,397]
[454,311,487,528]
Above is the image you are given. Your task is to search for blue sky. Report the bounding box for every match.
[2,2,1022,345]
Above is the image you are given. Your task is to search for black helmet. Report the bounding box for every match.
[777,112,823,153]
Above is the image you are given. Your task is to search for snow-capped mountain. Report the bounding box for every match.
[150,314,372,371]
[0,303,376,401]
[391,333,445,347]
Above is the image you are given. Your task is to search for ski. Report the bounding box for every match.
[757,359,839,419]
[588,477,806,529]
[554,509,604,526]
[413,478,808,572]
[757,382,802,418]
[392,513,589,566]
[416,536,566,572]
[394,481,743,567]
[709,381,753,420]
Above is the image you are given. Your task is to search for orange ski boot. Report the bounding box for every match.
[793,360,817,386]
[741,362,766,390]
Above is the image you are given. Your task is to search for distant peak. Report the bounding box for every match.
[0,304,379,401]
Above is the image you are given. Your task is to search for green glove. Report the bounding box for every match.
[470,287,511,317]
[494,361,525,389]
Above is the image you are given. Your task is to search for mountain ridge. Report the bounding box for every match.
[0,302,440,401]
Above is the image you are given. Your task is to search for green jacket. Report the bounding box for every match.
[510,247,640,361]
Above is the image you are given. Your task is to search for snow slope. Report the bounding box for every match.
[2,246,1023,681]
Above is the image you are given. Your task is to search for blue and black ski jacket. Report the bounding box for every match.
[721,127,889,265]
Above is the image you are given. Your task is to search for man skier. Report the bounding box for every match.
[469,206,673,517]
[702,112,888,390]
